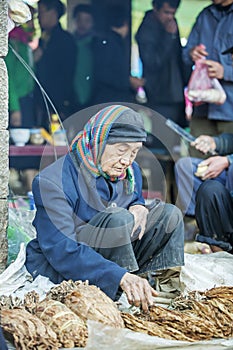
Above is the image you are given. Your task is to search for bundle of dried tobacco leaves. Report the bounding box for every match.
[64,284,124,329]
[35,298,87,348]
[1,307,60,349]
[1,282,233,348]
[122,286,233,342]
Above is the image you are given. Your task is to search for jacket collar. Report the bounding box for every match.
[209,3,233,20]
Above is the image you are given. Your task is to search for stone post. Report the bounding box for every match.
[0,0,10,272]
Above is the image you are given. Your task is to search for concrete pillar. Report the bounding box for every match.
[0,0,10,272]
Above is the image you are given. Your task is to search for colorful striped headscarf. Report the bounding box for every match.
[70,105,136,193]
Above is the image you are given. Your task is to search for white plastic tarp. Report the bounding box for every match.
[1,246,233,349]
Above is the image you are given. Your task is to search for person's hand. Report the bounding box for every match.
[164,18,177,34]
[120,272,158,312]
[129,205,148,240]
[191,135,216,154]
[196,156,229,180]
[204,60,224,79]
[34,47,43,63]
[10,111,22,127]
[129,76,145,91]
[190,44,208,61]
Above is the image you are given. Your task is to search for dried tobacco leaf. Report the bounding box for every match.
[1,307,59,349]
[65,284,124,328]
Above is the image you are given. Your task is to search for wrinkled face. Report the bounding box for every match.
[100,142,142,177]
[212,0,233,5]
[74,12,93,36]
[155,2,177,25]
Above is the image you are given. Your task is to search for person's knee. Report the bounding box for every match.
[196,180,223,203]
[175,157,199,176]
[175,157,196,187]
[106,208,134,246]
[175,157,188,175]
[163,204,183,233]
[107,207,133,228]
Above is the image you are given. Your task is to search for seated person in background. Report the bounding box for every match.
[25,104,184,312]
[175,133,233,253]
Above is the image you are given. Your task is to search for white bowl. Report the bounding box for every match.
[10,128,30,146]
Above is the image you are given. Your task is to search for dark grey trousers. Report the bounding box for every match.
[195,180,233,252]
[77,200,184,273]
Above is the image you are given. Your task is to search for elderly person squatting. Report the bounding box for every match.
[25,105,184,311]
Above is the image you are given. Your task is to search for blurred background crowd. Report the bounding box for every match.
[6,0,233,248]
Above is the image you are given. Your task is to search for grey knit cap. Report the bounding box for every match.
[107,109,147,144]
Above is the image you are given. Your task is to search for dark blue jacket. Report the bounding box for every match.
[136,10,185,105]
[183,4,233,121]
[93,30,132,103]
[214,133,233,164]
[25,152,145,300]
[35,23,76,120]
